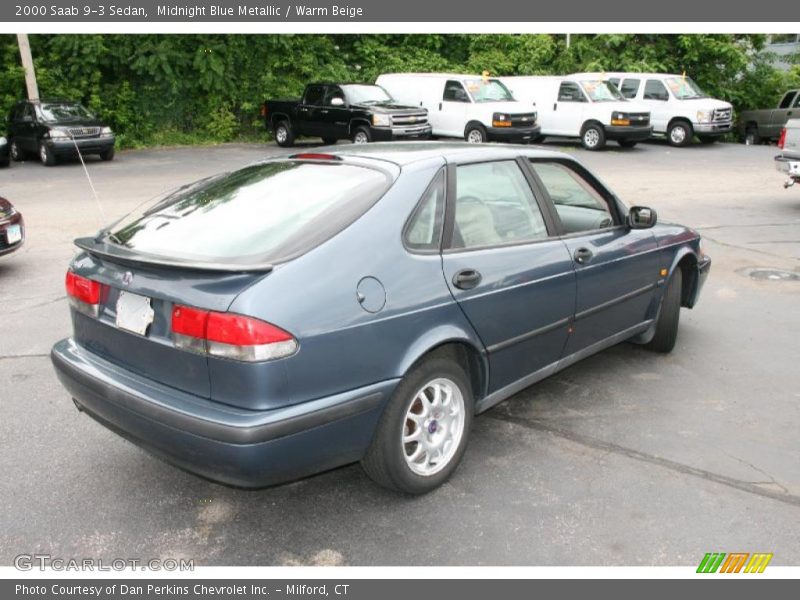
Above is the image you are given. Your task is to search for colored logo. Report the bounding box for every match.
[697,552,773,573]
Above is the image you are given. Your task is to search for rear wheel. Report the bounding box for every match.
[645,270,683,353]
[352,126,372,144]
[9,140,24,162]
[273,120,294,147]
[744,127,761,145]
[667,121,693,147]
[39,143,56,166]
[581,123,606,150]
[618,139,638,148]
[465,124,487,144]
[361,356,473,494]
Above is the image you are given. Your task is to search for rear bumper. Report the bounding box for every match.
[604,125,653,141]
[0,212,24,256]
[51,338,397,488]
[694,121,733,136]
[775,155,800,177]
[487,124,541,143]
[371,124,432,141]
[47,136,115,156]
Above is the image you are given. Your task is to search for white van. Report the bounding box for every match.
[376,73,540,144]
[501,74,652,150]
[603,72,733,146]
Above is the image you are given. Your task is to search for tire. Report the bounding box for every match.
[531,135,545,144]
[273,120,294,147]
[464,124,487,144]
[322,137,338,145]
[581,123,606,150]
[667,121,693,147]
[618,139,638,148]
[645,270,683,353]
[9,140,24,162]
[0,158,9,168]
[361,356,474,494]
[352,126,372,144]
[39,143,56,166]
[99,147,115,161]
[744,127,761,146]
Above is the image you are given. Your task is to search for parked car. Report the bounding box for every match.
[0,196,25,257]
[7,99,115,166]
[739,89,800,145]
[376,73,540,143]
[262,83,431,146]
[0,136,9,167]
[501,74,652,150]
[775,119,800,188]
[51,143,710,494]
[604,72,733,146]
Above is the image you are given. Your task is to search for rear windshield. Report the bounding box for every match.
[106,161,392,266]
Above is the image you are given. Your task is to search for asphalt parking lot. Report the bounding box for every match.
[1,139,799,566]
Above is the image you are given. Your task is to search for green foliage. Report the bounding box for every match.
[0,34,792,148]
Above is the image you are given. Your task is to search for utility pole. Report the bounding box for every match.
[17,33,39,101]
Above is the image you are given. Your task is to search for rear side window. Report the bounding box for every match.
[531,162,615,234]
[779,92,796,109]
[404,170,445,252]
[303,85,325,105]
[644,79,669,101]
[108,162,392,266]
[620,78,641,99]
[451,161,548,250]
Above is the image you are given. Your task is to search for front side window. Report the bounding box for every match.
[531,162,615,234]
[643,79,670,101]
[323,86,345,106]
[620,78,641,99]
[558,82,586,103]
[107,161,392,266]
[404,170,445,251]
[443,81,470,103]
[452,161,548,250]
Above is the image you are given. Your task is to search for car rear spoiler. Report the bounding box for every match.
[74,237,275,274]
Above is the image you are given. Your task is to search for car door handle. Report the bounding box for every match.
[573,247,593,264]
[553,103,557,111]
[439,102,443,111]
[452,269,482,290]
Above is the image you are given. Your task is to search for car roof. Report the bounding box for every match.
[326,141,573,167]
[584,72,686,79]
[379,73,502,80]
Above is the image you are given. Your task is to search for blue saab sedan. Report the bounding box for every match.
[51,143,710,494]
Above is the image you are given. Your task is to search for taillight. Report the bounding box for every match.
[171,305,297,362]
[260,104,267,117]
[65,271,103,316]
[778,128,787,149]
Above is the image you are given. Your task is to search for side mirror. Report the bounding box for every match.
[627,206,657,229]
[330,97,345,107]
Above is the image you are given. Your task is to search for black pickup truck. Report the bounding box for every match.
[262,83,432,146]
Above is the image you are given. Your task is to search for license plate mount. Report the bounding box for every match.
[115,291,155,336]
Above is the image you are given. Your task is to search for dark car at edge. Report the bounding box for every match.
[7,99,116,166]
[51,143,710,494]
[0,197,25,257]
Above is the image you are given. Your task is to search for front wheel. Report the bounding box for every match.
[9,140,24,162]
[99,147,115,161]
[465,124,487,144]
[581,123,606,150]
[361,356,473,494]
[352,126,372,144]
[667,121,693,147]
[39,143,56,166]
[645,270,683,353]
[273,120,295,147]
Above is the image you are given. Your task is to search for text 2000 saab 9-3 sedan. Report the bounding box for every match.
[51,143,710,494]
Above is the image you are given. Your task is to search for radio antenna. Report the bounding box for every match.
[68,132,106,225]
